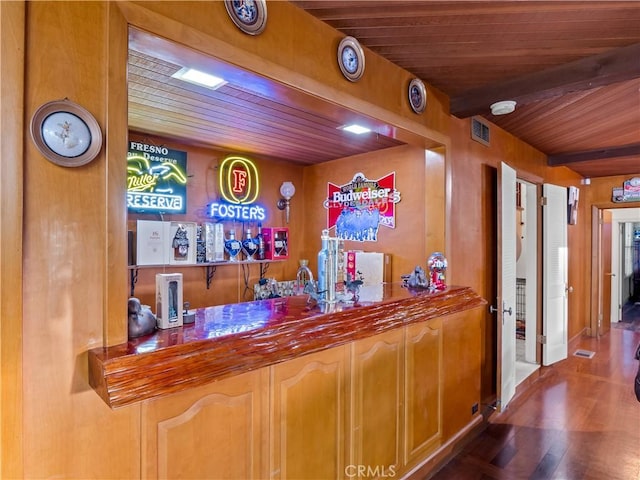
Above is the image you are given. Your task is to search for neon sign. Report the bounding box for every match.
[209,155,266,221]
[219,155,260,204]
[127,141,188,213]
[208,202,266,221]
[324,172,401,242]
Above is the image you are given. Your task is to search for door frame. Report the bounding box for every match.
[519,179,539,364]
[609,208,640,325]
[591,206,640,335]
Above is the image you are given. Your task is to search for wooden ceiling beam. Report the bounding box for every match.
[450,43,640,118]
[547,143,640,166]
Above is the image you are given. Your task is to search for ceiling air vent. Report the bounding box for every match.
[471,116,490,146]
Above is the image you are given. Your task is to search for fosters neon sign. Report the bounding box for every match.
[127,142,188,213]
[208,155,266,221]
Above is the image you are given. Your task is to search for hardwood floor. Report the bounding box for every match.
[427,327,640,480]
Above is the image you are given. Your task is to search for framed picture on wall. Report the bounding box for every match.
[568,186,579,225]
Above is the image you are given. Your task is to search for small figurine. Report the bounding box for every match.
[407,265,429,288]
[303,279,323,305]
[343,273,363,303]
[128,297,157,339]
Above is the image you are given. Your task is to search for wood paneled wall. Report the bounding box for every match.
[126,142,445,308]
[9,2,451,477]
[447,115,587,401]
[303,144,446,281]
[20,3,140,478]
[1,0,617,478]
[126,132,304,308]
[1,3,25,479]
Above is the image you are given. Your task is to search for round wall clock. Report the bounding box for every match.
[224,0,267,35]
[337,36,365,82]
[30,99,103,167]
[408,78,427,114]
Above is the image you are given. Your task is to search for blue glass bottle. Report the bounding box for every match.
[224,230,242,262]
[242,229,258,261]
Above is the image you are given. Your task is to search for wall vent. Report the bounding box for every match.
[471,116,490,146]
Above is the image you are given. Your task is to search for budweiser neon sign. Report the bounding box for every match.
[324,172,401,242]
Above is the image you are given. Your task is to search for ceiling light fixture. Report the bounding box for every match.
[490,100,516,115]
[172,67,227,90]
[341,124,371,135]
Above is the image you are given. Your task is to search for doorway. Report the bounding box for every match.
[496,166,542,412]
[515,180,539,385]
[609,208,640,329]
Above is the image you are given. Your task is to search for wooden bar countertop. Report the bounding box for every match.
[88,284,486,409]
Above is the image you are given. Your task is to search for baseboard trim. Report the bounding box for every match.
[401,414,484,480]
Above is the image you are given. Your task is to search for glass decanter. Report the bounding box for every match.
[224,230,242,262]
[241,229,259,261]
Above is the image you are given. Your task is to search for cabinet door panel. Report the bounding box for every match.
[142,369,268,479]
[442,310,483,438]
[404,318,442,465]
[271,346,349,479]
[351,329,403,474]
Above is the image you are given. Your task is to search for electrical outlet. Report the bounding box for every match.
[471,403,479,414]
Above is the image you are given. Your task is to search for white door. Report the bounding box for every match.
[497,162,517,411]
[542,184,568,366]
[522,181,538,364]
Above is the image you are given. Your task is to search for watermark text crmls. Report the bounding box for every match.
[345,464,397,478]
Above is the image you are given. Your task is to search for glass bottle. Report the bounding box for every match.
[256,224,266,260]
[224,230,242,262]
[335,237,345,295]
[317,229,330,301]
[242,229,258,261]
[325,237,337,303]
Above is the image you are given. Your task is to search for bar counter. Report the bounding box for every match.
[88,283,486,408]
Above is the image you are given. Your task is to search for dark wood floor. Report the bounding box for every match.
[427,327,640,480]
[623,299,640,321]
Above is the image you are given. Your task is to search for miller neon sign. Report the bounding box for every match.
[209,155,266,221]
[127,141,188,213]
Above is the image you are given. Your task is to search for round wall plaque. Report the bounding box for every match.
[408,78,427,114]
[224,0,267,35]
[337,36,365,82]
[30,99,103,167]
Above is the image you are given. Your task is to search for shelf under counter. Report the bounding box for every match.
[88,284,486,409]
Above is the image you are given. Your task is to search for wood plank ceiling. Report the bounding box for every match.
[128,30,405,166]
[292,1,640,178]
[128,1,640,178]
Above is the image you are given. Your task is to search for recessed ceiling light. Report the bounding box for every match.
[341,124,371,135]
[172,67,227,90]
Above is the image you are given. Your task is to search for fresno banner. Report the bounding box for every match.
[324,172,401,242]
